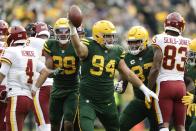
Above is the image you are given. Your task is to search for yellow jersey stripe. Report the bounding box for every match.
[82,38,89,43]
[82,41,89,45]
[120,51,126,58]
[44,43,48,48]
[43,46,51,54]
[1,57,12,65]
[33,90,44,125]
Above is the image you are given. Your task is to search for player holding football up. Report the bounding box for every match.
[0,25,51,131]
[182,39,196,131]
[115,26,159,131]
[148,12,190,131]
[69,19,158,130]
[0,19,9,131]
[43,18,80,131]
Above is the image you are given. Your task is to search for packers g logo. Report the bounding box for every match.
[130,60,135,65]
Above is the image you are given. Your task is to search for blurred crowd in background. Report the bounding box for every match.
[0,0,195,130]
[0,0,196,41]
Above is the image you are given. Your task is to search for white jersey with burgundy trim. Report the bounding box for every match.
[28,37,53,86]
[152,33,190,82]
[0,41,7,85]
[0,45,45,99]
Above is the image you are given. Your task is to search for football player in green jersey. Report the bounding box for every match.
[43,18,80,131]
[114,26,159,131]
[69,19,158,131]
[182,39,196,131]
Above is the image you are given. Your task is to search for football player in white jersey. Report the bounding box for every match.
[26,22,52,131]
[148,12,190,131]
[0,19,9,131]
[0,25,50,131]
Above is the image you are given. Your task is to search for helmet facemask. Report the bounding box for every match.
[187,50,196,66]
[102,34,117,49]
[126,26,149,55]
[127,39,144,55]
[54,28,70,44]
[54,18,70,44]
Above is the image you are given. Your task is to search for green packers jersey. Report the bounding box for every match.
[80,38,125,103]
[44,39,80,95]
[186,65,196,87]
[124,45,154,100]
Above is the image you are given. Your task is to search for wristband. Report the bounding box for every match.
[70,26,77,36]
[139,84,147,91]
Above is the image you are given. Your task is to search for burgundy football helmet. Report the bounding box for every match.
[164,12,185,34]
[34,22,50,38]
[25,22,50,39]
[7,26,27,46]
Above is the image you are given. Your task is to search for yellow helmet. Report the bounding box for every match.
[92,20,116,48]
[54,18,70,44]
[187,39,196,66]
[54,18,69,29]
[127,26,149,55]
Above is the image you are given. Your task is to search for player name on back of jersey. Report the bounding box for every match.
[21,50,35,57]
[164,36,189,45]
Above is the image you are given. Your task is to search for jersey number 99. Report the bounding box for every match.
[53,56,76,75]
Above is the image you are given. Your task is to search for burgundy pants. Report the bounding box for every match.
[6,96,33,131]
[158,80,186,126]
[0,85,6,131]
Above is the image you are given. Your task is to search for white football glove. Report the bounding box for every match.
[53,68,64,75]
[114,81,123,93]
[139,84,158,102]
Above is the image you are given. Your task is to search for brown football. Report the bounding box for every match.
[68,5,83,28]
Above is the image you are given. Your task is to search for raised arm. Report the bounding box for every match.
[69,22,88,60]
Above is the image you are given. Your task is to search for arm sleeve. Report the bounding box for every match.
[0,62,11,76]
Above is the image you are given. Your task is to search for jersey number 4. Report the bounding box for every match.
[163,45,187,71]
[26,59,34,84]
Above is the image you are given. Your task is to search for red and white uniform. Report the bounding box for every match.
[0,41,7,131]
[0,45,45,131]
[152,33,190,126]
[28,37,52,128]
